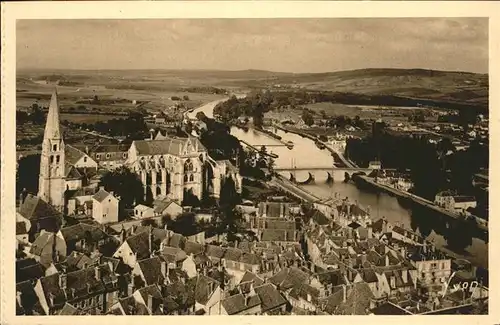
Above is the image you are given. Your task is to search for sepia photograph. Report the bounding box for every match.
[1,2,497,320]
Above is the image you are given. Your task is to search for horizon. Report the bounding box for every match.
[17,18,488,74]
[17,66,488,75]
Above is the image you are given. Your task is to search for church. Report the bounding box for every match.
[126,131,242,204]
[37,90,97,213]
[36,89,242,215]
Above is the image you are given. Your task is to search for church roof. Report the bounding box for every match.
[65,145,87,166]
[43,90,62,140]
[132,137,206,156]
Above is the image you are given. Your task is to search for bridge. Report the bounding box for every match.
[274,167,381,184]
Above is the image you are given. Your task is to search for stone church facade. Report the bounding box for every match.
[127,133,242,204]
[37,90,97,213]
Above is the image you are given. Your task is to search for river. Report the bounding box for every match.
[191,97,489,270]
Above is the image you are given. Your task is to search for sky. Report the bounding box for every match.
[17,18,488,73]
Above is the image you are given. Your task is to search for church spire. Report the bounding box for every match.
[43,89,62,140]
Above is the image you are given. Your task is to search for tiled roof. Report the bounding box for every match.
[254,283,287,312]
[224,247,243,262]
[92,188,112,203]
[206,245,225,259]
[57,303,80,315]
[65,164,83,180]
[29,232,56,256]
[194,275,220,305]
[161,246,187,263]
[261,229,296,242]
[16,260,46,283]
[60,223,107,243]
[222,293,261,315]
[240,253,261,266]
[239,271,265,286]
[19,194,61,221]
[65,145,87,166]
[153,198,180,214]
[183,241,204,255]
[316,270,348,287]
[133,137,206,156]
[370,302,413,315]
[16,222,28,235]
[168,233,187,249]
[269,267,308,291]
[137,257,165,285]
[125,231,154,260]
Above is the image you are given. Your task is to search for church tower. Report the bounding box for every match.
[38,89,66,212]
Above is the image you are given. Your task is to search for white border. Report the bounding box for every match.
[1,1,499,325]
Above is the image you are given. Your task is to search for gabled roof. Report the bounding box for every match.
[239,271,265,286]
[183,241,204,255]
[30,232,57,256]
[19,194,61,221]
[65,145,89,166]
[57,303,81,315]
[254,283,287,312]
[60,223,107,243]
[125,231,154,260]
[194,274,220,305]
[222,293,261,315]
[137,257,165,285]
[92,188,113,203]
[65,164,83,180]
[132,137,206,156]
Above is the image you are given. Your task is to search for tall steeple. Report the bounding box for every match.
[38,89,66,212]
[43,89,62,140]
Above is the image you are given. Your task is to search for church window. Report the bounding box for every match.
[50,156,54,164]
[184,159,194,173]
[53,144,57,151]
[184,174,188,182]
[189,174,194,182]
[96,154,101,159]
[56,155,60,164]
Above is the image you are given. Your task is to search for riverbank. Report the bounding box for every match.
[356,175,488,233]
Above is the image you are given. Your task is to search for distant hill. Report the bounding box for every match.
[17,67,488,108]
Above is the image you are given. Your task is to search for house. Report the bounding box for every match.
[409,245,451,288]
[92,187,120,224]
[65,145,98,170]
[29,231,67,267]
[33,263,119,315]
[253,283,288,315]
[113,230,157,268]
[58,223,110,255]
[194,274,223,315]
[134,204,155,220]
[153,197,183,218]
[220,290,261,315]
[88,144,130,170]
[131,256,167,287]
[18,194,62,236]
[321,283,375,315]
[368,161,382,170]
[434,192,477,212]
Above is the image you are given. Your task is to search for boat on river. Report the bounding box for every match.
[285,141,294,149]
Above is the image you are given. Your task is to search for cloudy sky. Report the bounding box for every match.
[17,18,488,73]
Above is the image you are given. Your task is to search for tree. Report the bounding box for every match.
[219,177,240,210]
[302,110,314,126]
[98,166,144,209]
[16,154,41,196]
[183,95,190,101]
[141,219,157,227]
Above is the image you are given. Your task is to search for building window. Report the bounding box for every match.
[96,154,101,159]
[106,153,110,159]
[53,144,57,151]
[50,156,54,164]
[123,152,127,159]
[189,174,194,182]
[84,156,87,163]
[184,174,188,182]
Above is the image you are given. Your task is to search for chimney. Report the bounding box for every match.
[160,261,167,278]
[385,254,390,266]
[245,295,251,306]
[120,227,126,244]
[127,282,134,296]
[149,229,153,254]
[109,191,114,197]
[402,269,408,283]
[147,294,153,312]
[390,276,396,289]
[59,273,67,289]
[342,285,347,302]
[423,241,427,254]
[95,266,101,280]
[367,226,373,239]
[85,146,89,154]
